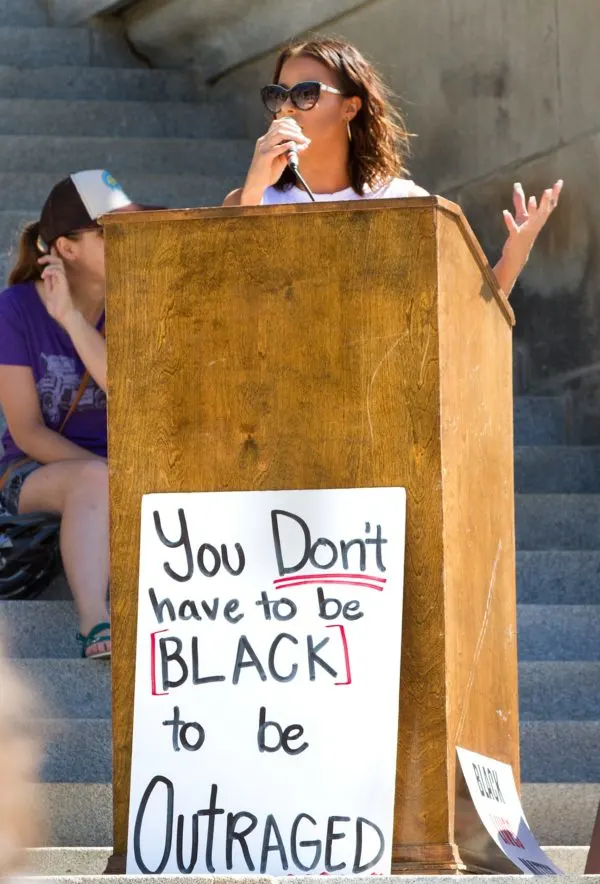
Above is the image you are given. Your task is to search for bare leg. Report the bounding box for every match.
[19,459,110,657]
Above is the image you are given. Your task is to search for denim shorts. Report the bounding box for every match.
[0,459,44,515]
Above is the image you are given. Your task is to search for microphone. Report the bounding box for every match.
[287,143,299,172]
[286,142,316,202]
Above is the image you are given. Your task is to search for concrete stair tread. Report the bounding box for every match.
[5,600,600,660]
[35,719,600,784]
[516,493,600,550]
[13,659,110,718]
[0,96,245,139]
[521,721,600,782]
[11,657,600,720]
[517,550,600,604]
[0,133,252,174]
[40,717,111,783]
[0,171,238,211]
[21,845,590,876]
[0,26,144,68]
[2,600,81,658]
[519,661,600,719]
[0,65,204,101]
[0,0,50,26]
[514,395,568,445]
[518,604,600,660]
[515,445,600,493]
[31,782,600,848]
[37,783,112,847]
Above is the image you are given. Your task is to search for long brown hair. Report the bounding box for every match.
[272,37,411,194]
[8,221,43,286]
[8,223,90,287]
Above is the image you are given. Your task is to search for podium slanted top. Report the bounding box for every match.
[101,195,515,327]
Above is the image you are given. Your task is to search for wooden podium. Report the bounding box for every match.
[103,197,518,875]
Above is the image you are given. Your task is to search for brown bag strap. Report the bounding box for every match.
[0,317,105,493]
[58,369,91,434]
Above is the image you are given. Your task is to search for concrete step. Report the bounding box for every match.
[13,874,589,884]
[517,550,600,604]
[0,0,50,26]
[515,446,600,493]
[33,781,600,848]
[38,716,600,786]
[38,782,112,846]
[32,686,600,783]
[516,493,600,550]
[0,65,203,101]
[1,600,80,658]
[13,659,110,718]
[14,656,595,721]
[42,718,111,783]
[0,171,236,211]
[0,97,244,139]
[22,844,589,876]
[0,134,250,175]
[27,847,111,876]
[0,26,143,68]
[514,395,568,446]
[519,661,600,719]
[6,600,599,660]
[522,721,600,782]
[518,605,600,661]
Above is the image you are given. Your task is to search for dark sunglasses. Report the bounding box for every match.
[260,80,344,114]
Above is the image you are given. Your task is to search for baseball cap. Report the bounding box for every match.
[37,169,142,252]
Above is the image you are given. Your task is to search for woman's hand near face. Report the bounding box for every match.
[239,118,311,205]
[37,252,79,329]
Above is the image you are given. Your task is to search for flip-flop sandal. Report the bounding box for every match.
[77,621,111,660]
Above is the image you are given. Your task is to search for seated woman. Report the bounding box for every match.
[0,170,140,659]
[224,37,562,297]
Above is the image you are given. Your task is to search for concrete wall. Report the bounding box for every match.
[123,0,362,78]
[45,0,136,25]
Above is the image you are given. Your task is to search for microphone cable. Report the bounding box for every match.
[287,149,316,202]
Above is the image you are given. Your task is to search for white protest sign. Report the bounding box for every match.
[457,747,563,875]
[127,486,406,876]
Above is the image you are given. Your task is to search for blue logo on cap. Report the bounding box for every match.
[102,171,124,192]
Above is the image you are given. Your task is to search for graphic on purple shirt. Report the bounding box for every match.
[0,281,107,470]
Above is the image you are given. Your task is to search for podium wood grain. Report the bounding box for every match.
[103,197,517,874]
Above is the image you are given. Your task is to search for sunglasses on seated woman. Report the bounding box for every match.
[260,81,344,114]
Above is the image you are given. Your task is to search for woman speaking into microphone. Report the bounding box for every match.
[223,37,562,296]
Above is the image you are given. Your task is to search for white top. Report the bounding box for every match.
[261,176,429,205]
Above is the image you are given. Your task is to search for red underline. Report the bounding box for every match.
[274,572,386,585]
[273,577,384,591]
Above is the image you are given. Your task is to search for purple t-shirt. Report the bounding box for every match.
[0,281,107,469]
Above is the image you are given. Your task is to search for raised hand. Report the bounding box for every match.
[493,179,563,297]
[37,251,78,328]
[501,180,563,265]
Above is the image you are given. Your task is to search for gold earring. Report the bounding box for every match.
[347,120,352,142]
